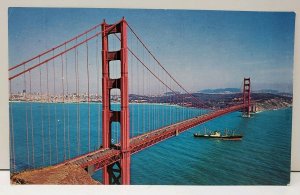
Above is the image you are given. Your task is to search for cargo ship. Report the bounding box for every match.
[193,129,243,140]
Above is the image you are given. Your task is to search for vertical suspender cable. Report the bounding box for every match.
[157,60,160,129]
[96,35,101,147]
[183,93,185,121]
[130,36,133,137]
[61,54,66,161]
[39,57,45,165]
[167,78,169,125]
[168,78,170,125]
[46,61,52,164]
[188,102,191,118]
[53,51,58,163]
[86,37,91,152]
[154,62,157,130]
[9,87,12,172]
[163,70,166,127]
[171,83,174,123]
[9,83,12,171]
[169,79,171,125]
[142,48,145,134]
[136,38,139,136]
[156,67,158,128]
[24,64,30,168]
[146,56,148,132]
[148,55,151,131]
[9,80,16,172]
[75,45,79,155]
[181,92,185,121]
[165,82,167,127]
[76,39,81,154]
[29,70,35,167]
[129,39,133,138]
[163,70,165,126]
[161,71,164,126]
[65,44,70,159]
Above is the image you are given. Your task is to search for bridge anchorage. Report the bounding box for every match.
[9,17,254,185]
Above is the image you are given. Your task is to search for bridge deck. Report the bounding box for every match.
[11,104,245,184]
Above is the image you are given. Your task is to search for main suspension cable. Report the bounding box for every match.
[126,23,207,109]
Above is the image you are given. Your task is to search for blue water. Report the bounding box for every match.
[9,102,292,185]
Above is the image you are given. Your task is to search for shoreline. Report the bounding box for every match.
[254,102,292,113]
[9,100,292,112]
[255,105,292,113]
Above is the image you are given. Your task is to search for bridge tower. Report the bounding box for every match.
[243,77,251,117]
[101,18,130,185]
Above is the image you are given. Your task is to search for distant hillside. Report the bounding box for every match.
[199,88,290,95]
[199,88,240,94]
[253,89,279,94]
[129,92,292,111]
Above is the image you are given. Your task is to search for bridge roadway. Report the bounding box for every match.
[64,104,247,174]
[12,104,246,184]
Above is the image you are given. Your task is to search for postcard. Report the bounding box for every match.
[8,8,295,185]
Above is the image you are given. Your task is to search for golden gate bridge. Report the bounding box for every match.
[9,18,252,184]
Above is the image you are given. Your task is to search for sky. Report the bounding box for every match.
[8,8,295,93]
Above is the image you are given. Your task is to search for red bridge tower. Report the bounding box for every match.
[102,18,130,185]
[243,77,251,117]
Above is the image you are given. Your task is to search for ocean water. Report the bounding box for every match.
[129,108,292,185]
[9,102,292,185]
